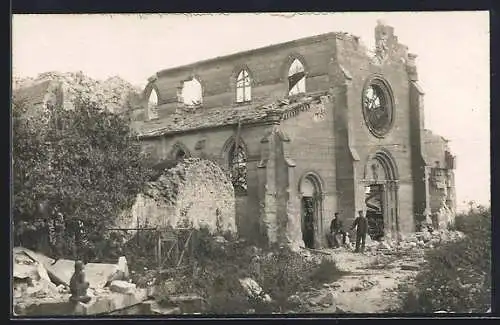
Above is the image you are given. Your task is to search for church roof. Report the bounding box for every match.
[136,91,329,139]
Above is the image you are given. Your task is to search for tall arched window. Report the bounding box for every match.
[229,142,247,194]
[148,88,159,119]
[288,59,306,96]
[236,69,251,103]
[181,77,203,106]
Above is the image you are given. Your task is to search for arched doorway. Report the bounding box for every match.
[363,150,399,241]
[299,173,323,249]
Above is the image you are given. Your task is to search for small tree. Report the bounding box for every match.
[13,94,154,260]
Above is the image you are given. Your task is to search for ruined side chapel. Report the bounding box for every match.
[130,21,457,249]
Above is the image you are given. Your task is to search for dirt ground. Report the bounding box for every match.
[303,247,425,313]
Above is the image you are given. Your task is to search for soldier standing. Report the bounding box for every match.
[351,210,368,253]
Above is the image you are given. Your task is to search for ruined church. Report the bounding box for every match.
[14,22,457,250]
[129,21,456,249]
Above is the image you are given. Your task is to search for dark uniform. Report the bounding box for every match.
[351,211,368,253]
[329,214,346,248]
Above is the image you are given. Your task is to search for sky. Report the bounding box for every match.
[12,12,490,211]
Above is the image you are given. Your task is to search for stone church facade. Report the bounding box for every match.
[14,22,454,249]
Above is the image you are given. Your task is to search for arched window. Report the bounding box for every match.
[288,59,306,96]
[147,88,159,119]
[236,69,251,103]
[181,77,203,106]
[229,142,247,194]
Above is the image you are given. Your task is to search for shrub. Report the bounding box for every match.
[396,206,491,313]
[13,95,154,261]
[147,229,346,314]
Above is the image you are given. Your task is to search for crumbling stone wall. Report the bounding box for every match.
[429,168,455,229]
[13,72,142,115]
[116,158,236,234]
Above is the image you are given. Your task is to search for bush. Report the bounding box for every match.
[13,95,154,261]
[396,206,491,313]
[146,229,346,314]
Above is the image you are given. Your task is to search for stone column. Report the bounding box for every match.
[423,166,432,226]
[258,111,281,247]
[281,134,302,251]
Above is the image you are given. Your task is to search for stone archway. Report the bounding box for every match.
[363,150,399,241]
[299,172,323,249]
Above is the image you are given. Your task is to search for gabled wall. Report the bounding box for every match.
[132,34,338,122]
[333,25,415,234]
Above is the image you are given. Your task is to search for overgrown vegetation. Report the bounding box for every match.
[394,205,491,313]
[13,95,155,262]
[124,227,346,314]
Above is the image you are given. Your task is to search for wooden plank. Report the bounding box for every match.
[176,230,194,267]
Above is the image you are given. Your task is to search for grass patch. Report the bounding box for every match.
[394,206,491,313]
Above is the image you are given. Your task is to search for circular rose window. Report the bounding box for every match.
[362,78,394,138]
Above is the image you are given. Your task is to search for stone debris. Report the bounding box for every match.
[43,257,129,289]
[287,294,302,306]
[317,290,337,306]
[109,280,137,294]
[13,247,55,267]
[13,248,143,316]
[13,249,60,300]
[350,278,379,292]
[239,278,272,303]
[329,282,342,289]
[361,229,466,255]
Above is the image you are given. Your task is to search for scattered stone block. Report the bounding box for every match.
[317,290,336,306]
[85,262,122,288]
[74,289,148,315]
[239,277,265,298]
[287,294,302,306]
[13,247,55,268]
[109,280,136,294]
[46,259,75,286]
[329,281,341,288]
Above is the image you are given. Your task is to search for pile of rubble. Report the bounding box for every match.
[12,247,147,316]
[364,229,466,253]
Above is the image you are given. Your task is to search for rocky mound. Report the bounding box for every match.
[13,71,142,114]
[117,158,236,234]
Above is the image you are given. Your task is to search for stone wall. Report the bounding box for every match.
[333,24,416,234]
[130,34,338,122]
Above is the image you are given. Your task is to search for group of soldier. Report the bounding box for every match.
[328,210,368,253]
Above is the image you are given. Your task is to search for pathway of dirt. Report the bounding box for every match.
[304,247,425,313]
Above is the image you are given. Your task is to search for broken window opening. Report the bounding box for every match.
[236,69,252,103]
[288,59,306,96]
[229,143,248,195]
[147,88,159,120]
[181,78,203,107]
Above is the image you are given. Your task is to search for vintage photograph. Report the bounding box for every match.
[11,12,490,316]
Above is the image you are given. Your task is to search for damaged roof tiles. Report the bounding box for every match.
[136,91,329,139]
